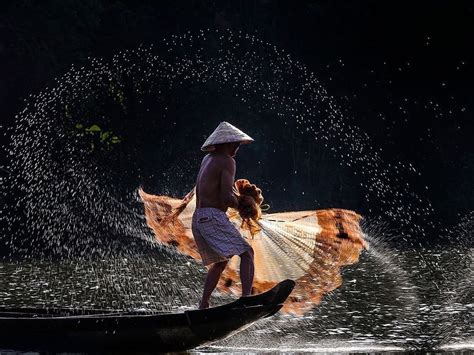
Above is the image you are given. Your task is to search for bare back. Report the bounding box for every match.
[195,152,238,212]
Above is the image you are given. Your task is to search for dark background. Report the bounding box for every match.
[0,0,473,251]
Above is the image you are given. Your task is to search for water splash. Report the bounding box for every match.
[0,29,471,351]
[0,257,203,311]
[1,29,436,258]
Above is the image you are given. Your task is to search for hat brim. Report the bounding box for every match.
[201,139,253,152]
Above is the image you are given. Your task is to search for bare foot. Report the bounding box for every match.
[198,300,209,309]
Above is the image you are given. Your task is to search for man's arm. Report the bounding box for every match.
[220,157,239,209]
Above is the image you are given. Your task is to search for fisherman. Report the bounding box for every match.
[192,121,255,309]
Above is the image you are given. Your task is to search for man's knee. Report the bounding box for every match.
[241,246,254,259]
[212,260,228,271]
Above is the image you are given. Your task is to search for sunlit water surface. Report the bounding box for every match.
[0,29,472,354]
[0,247,472,353]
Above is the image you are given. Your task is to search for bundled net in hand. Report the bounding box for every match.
[139,179,367,314]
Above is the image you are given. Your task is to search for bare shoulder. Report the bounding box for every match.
[206,153,235,168]
[201,154,211,164]
[219,154,236,171]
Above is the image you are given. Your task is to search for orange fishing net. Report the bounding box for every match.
[139,180,367,315]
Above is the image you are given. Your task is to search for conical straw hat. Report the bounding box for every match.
[201,121,254,152]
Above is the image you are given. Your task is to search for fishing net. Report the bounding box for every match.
[139,180,367,314]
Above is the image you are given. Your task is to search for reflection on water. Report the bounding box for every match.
[0,29,470,355]
[0,255,205,312]
[208,247,472,352]
[0,247,472,353]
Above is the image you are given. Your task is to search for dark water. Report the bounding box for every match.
[0,247,472,353]
[0,30,471,354]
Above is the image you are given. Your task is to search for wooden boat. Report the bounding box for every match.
[0,279,295,352]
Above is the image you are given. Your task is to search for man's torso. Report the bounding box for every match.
[195,153,234,212]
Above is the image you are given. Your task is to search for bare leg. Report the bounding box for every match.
[240,247,255,296]
[199,260,228,309]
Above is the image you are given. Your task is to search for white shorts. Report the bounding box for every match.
[192,207,251,266]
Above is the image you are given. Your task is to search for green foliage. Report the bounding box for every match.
[75,122,122,151]
[86,124,101,133]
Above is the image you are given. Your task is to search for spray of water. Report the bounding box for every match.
[1,30,435,257]
[0,29,471,350]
